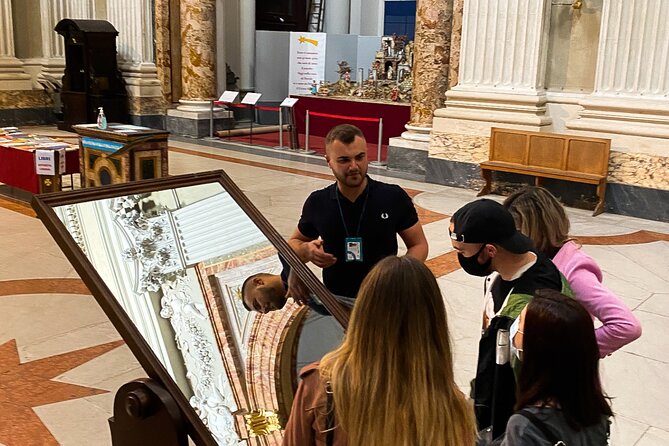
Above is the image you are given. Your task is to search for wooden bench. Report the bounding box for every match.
[478,128,611,216]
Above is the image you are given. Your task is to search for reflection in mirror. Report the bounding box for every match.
[51,182,308,445]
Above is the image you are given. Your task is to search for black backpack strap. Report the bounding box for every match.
[517,409,564,445]
[325,382,335,446]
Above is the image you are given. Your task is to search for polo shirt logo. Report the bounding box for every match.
[381,213,389,219]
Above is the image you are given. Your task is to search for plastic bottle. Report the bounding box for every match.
[97,107,107,130]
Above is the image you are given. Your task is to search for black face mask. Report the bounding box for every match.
[458,244,492,277]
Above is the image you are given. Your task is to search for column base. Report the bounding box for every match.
[387,124,431,176]
[567,96,669,139]
[434,89,552,129]
[0,57,33,91]
[166,108,233,138]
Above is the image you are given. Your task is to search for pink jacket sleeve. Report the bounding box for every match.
[553,241,642,357]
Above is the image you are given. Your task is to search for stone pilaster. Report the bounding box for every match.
[388,0,453,176]
[448,0,464,89]
[239,0,255,92]
[108,0,165,127]
[167,0,230,137]
[324,0,350,34]
[567,0,669,138]
[404,0,453,139]
[0,0,32,91]
[433,0,552,129]
[154,0,173,105]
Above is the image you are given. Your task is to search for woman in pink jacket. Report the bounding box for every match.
[504,186,641,357]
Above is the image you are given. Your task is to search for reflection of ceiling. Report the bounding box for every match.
[172,192,268,266]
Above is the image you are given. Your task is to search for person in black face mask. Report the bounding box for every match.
[449,199,572,443]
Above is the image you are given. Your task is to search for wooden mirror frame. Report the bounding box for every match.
[31,170,349,445]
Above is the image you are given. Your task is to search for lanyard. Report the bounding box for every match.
[335,183,369,238]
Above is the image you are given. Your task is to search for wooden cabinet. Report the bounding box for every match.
[55,19,128,131]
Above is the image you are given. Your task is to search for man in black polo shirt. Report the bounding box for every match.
[288,124,428,301]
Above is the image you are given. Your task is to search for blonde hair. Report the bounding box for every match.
[503,186,571,257]
[319,256,477,446]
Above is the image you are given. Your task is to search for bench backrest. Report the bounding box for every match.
[489,127,611,176]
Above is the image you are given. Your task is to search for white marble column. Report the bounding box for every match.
[66,0,95,18]
[107,0,164,118]
[0,0,33,90]
[567,0,669,138]
[239,0,255,91]
[434,0,553,129]
[324,0,350,34]
[33,0,67,81]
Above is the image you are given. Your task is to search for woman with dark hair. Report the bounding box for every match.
[504,186,641,357]
[501,289,613,445]
[283,255,477,446]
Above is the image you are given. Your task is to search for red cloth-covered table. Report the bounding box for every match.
[0,144,79,194]
[292,95,410,145]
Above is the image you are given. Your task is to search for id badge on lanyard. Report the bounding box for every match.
[336,183,369,263]
[345,237,363,262]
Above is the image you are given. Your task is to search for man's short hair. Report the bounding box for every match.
[240,274,259,311]
[325,124,364,146]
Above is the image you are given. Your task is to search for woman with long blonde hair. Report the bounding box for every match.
[283,255,477,446]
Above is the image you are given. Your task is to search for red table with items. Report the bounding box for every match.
[0,142,79,195]
[292,95,410,144]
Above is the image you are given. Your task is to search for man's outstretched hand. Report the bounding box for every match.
[306,239,337,268]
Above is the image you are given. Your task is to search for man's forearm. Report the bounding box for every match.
[406,243,428,262]
[288,238,311,263]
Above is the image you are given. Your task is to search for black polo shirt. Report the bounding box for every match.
[297,177,419,298]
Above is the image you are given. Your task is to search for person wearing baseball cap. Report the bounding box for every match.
[449,198,572,441]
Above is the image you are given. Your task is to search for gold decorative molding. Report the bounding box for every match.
[244,408,281,437]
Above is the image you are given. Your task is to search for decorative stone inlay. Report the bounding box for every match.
[0,90,52,109]
[429,131,489,163]
[180,0,217,101]
[609,152,669,190]
[429,131,669,190]
[409,0,453,127]
[448,0,464,89]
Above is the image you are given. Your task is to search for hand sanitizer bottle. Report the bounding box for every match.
[97,107,107,130]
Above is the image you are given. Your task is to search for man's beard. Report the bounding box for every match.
[337,169,366,188]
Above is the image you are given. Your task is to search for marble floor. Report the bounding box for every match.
[1,127,668,445]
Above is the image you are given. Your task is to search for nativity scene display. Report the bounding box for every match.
[313,34,414,103]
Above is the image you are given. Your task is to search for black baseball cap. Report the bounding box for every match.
[451,199,535,254]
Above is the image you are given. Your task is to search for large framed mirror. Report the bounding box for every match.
[31,170,350,445]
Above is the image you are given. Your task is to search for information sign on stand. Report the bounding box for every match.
[218,91,239,103]
[276,97,300,150]
[241,93,262,146]
[241,92,262,105]
[280,97,299,108]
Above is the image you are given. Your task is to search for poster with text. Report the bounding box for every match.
[288,32,327,96]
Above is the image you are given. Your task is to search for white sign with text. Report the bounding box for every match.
[288,32,327,96]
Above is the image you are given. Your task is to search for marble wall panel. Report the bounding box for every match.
[0,90,52,109]
[429,130,669,191]
[127,96,168,116]
[429,131,489,163]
